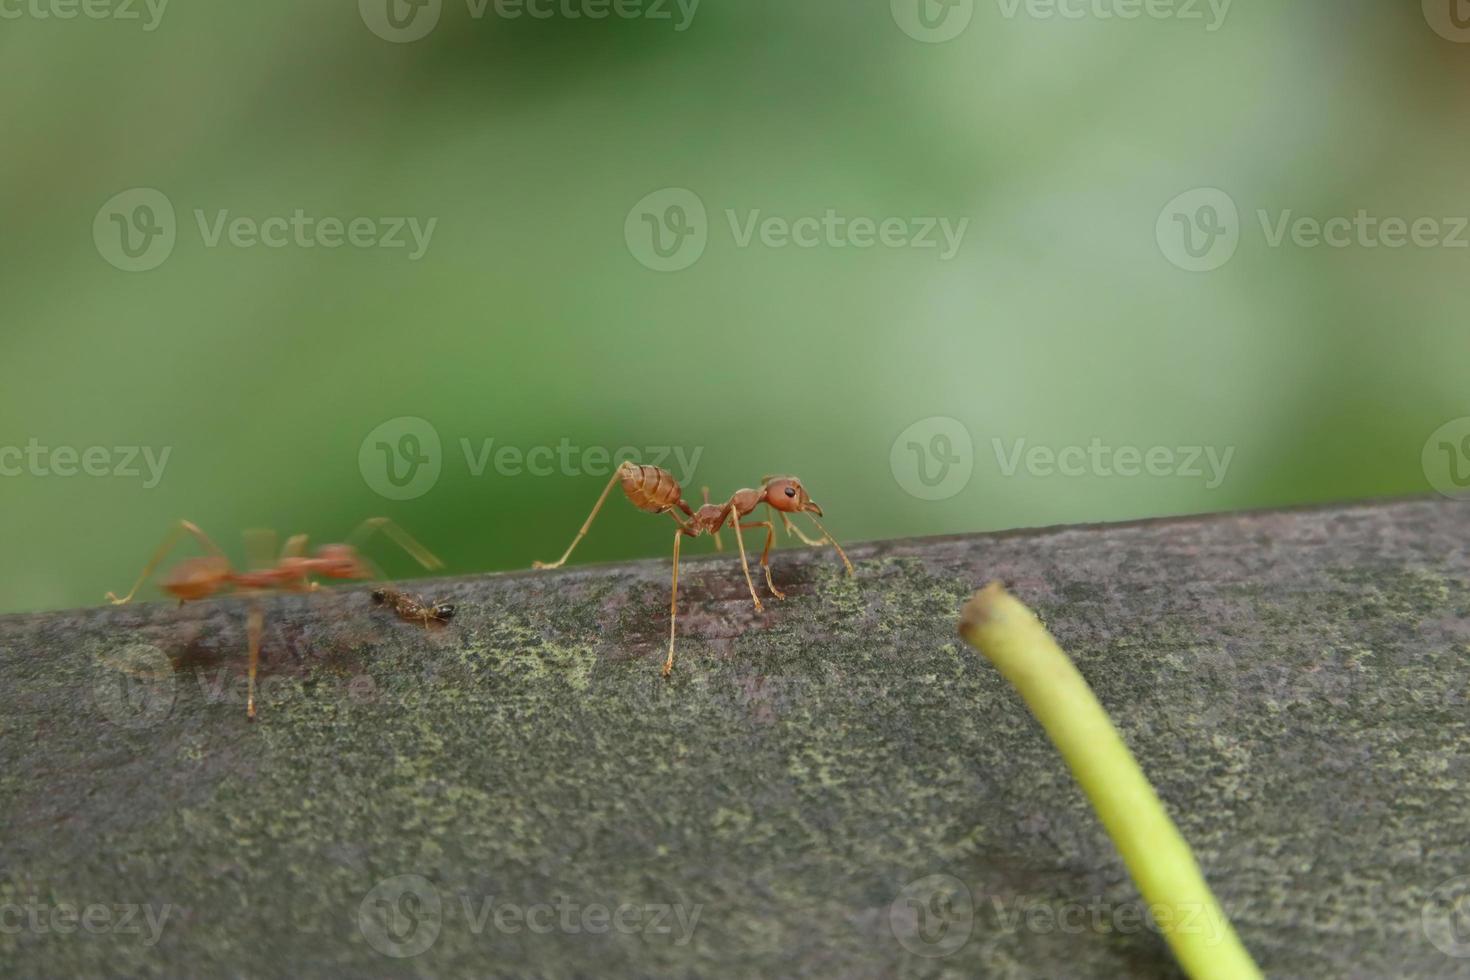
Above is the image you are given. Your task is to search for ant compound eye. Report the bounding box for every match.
[785,486,797,498]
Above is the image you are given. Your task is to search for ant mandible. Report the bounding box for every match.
[105,518,443,720]
[533,461,853,676]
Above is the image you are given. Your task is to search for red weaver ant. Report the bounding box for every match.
[533,461,853,676]
[105,518,442,719]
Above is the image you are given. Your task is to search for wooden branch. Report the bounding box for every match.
[1,498,1467,977]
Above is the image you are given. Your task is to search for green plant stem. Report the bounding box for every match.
[958,582,1262,980]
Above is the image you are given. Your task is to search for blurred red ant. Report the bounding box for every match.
[106,518,442,719]
[534,461,852,676]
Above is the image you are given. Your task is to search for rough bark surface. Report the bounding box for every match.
[2,499,1468,978]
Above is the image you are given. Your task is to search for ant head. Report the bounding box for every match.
[314,543,370,580]
[431,602,456,621]
[163,556,231,601]
[371,587,390,605]
[761,475,823,516]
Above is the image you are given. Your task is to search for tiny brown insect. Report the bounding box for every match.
[105,518,443,720]
[533,461,853,676]
[372,586,456,628]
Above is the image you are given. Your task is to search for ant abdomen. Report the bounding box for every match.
[162,556,232,601]
[618,461,687,515]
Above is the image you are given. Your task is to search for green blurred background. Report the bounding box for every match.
[1,1,1466,614]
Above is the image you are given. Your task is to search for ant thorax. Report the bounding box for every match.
[728,487,763,515]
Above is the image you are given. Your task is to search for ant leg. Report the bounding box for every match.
[777,510,826,547]
[804,514,855,576]
[246,601,264,721]
[702,487,724,552]
[243,529,279,573]
[728,517,764,614]
[663,530,683,677]
[107,520,228,604]
[277,534,322,592]
[739,522,785,600]
[534,467,626,570]
[347,518,443,571]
